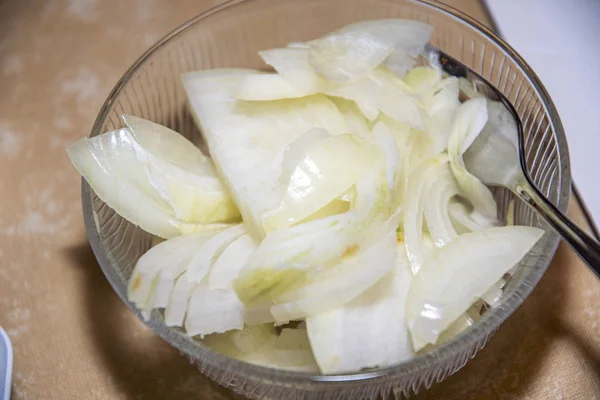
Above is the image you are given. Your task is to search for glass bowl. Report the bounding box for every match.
[81,0,571,398]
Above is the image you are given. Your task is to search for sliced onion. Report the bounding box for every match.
[263,133,380,233]
[403,156,435,274]
[423,160,460,247]
[329,97,370,136]
[127,231,219,312]
[209,234,258,290]
[270,229,397,323]
[447,98,498,218]
[236,73,313,101]
[334,19,433,77]
[306,241,413,374]
[182,69,347,239]
[308,32,393,82]
[68,131,181,238]
[185,280,245,337]
[164,270,196,327]
[448,201,497,233]
[186,224,247,283]
[259,48,423,127]
[202,326,318,372]
[234,155,391,305]
[407,226,543,349]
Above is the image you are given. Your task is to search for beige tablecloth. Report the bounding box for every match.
[0,0,599,398]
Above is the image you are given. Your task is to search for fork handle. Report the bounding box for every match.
[515,180,600,277]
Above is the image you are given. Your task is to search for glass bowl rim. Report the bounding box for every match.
[81,0,571,388]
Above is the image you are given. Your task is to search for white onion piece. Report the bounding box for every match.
[425,77,460,156]
[447,98,498,218]
[270,229,397,323]
[120,116,240,224]
[263,133,379,233]
[176,221,237,235]
[232,325,276,354]
[67,131,201,238]
[423,161,460,247]
[326,68,422,126]
[164,270,196,327]
[330,97,370,136]
[448,201,497,233]
[234,212,355,305]
[402,66,441,94]
[185,280,245,337]
[121,114,213,174]
[308,32,393,82]
[279,127,332,186]
[127,231,219,311]
[259,48,422,127]
[404,156,442,274]
[234,156,391,305]
[203,326,318,372]
[260,48,326,93]
[209,234,258,290]
[407,226,543,349]
[306,241,413,374]
[187,224,247,283]
[371,121,403,206]
[334,19,433,77]
[236,73,313,100]
[182,69,346,239]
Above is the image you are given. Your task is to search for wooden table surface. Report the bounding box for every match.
[0,0,599,399]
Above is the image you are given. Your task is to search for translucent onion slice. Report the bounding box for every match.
[234,213,355,305]
[270,229,397,323]
[186,224,247,283]
[279,127,332,186]
[326,68,422,126]
[406,226,544,349]
[121,114,213,173]
[371,121,403,207]
[229,324,276,353]
[333,19,433,77]
[404,156,446,274]
[306,240,413,374]
[165,270,195,327]
[185,280,245,337]
[234,156,391,305]
[402,66,442,94]
[263,133,379,233]
[329,97,370,136]
[447,98,498,218]
[259,48,423,127]
[425,77,460,156]
[209,234,258,290]
[374,114,412,201]
[307,32,393,82]
[236,73,313,101]
[127,231,220,312]
[67,122,239,237]
[423,161,460,247]
[182,68,347,239]
[448,201,497,234]
[68,131,185,238]
[203,326,319,372]
[259,48,326,93]
[120,116,239,224]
